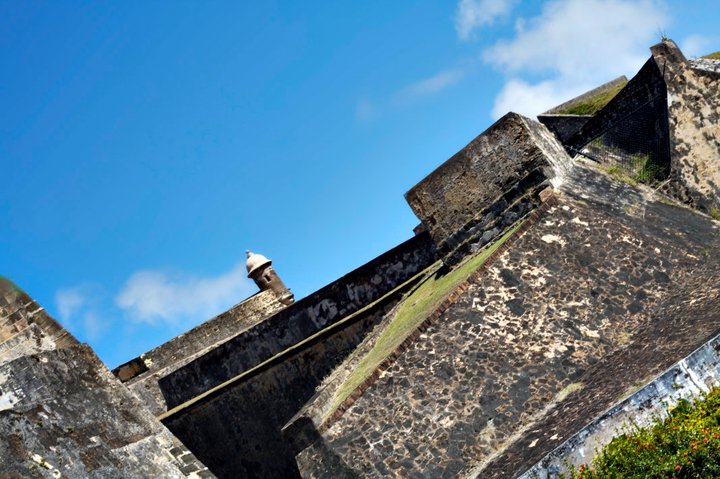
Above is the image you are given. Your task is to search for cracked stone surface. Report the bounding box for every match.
[296,165,720,479]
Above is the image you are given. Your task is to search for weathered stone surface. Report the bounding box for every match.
[0,279,213,478]
[483,235,720,477]
[405,113,573,252]
[0,278,78,364]
[690,57,720,75]
[521,325,720,479]
[161,277,416,479]
[295,164,720,478]
[113,289,285,415]
[0,345,213,478]
[653,41,720,212]
[159,233,437,409]
[562,55,669,163]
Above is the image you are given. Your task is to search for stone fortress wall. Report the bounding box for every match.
[0,279,214,478]
[291,40,720,478]
[158,232,437,409]
[113,289,285,415]
[156,233,437,477]
[654,41,720,212]
[404,112,572,258]
[0,276,79,363]
[2,39,719,479]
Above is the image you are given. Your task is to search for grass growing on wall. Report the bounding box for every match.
[566,388,720,478]
[329,220,525,414]
[702,51,720,60]
[556,80,628,115]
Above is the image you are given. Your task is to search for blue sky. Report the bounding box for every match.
[1,0,718,367]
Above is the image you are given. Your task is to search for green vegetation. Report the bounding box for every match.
[709,206,720,221]
[565,388,720,478]
[702,51,720,60]
[556,80,628,115]
[602,153,668,186]
[329,220,525,414]
[606,164,638,186]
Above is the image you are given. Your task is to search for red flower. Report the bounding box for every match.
[676,465,682,471]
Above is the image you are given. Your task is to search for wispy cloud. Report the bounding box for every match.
[482,0,668,118]
[455,0,519,40]
[355,98,378,123]
[55,287,86,328]
[397,69,465,100]
[54,284,109,341]
[356,67,465,123]
[115,262,255,325]
[681,34,718,58]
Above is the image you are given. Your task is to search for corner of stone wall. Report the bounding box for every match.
[651,39,720,213]
[1,277,80,365]
[404,112,573,267]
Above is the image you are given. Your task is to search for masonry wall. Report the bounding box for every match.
[0,345,212,478]
[296,165,720,478]
[652,41,720,212]
[1,277,79,364]
[404,113,572,256]
[113,290,284,415]
[0,279,213,478]
[536,114,592,144]
[563,57,669,161]
[161,280,413,479]
[522,330,720,478]
[159,232,437,409]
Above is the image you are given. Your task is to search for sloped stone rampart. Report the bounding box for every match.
[295,165,720,478]
[159,232,437,409]
[113,289,284,415]
[0,345,214,478]
[161,289,406,479]
[520,328,720,479]
[482,235,720,477]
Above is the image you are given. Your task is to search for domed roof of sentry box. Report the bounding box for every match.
[246,250,272,276]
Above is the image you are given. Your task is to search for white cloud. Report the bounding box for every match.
[82,311,106,342]
[491,78,592,119]
[455,0,519,40]
[681,34,717,58]
[397,69,465,99]
[55,287,86,327]
[483,0,669,118]
[54,284,109,341]
[355,67,465,122]
[115,263,255,325]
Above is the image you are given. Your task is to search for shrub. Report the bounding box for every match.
[566,388,720,478]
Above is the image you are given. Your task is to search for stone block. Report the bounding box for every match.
[405,112,572,250]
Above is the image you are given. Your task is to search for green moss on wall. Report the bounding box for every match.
[556,80,628,115]
[329,220,525,415]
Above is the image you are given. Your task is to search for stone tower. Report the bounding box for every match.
[246,250,294,305]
